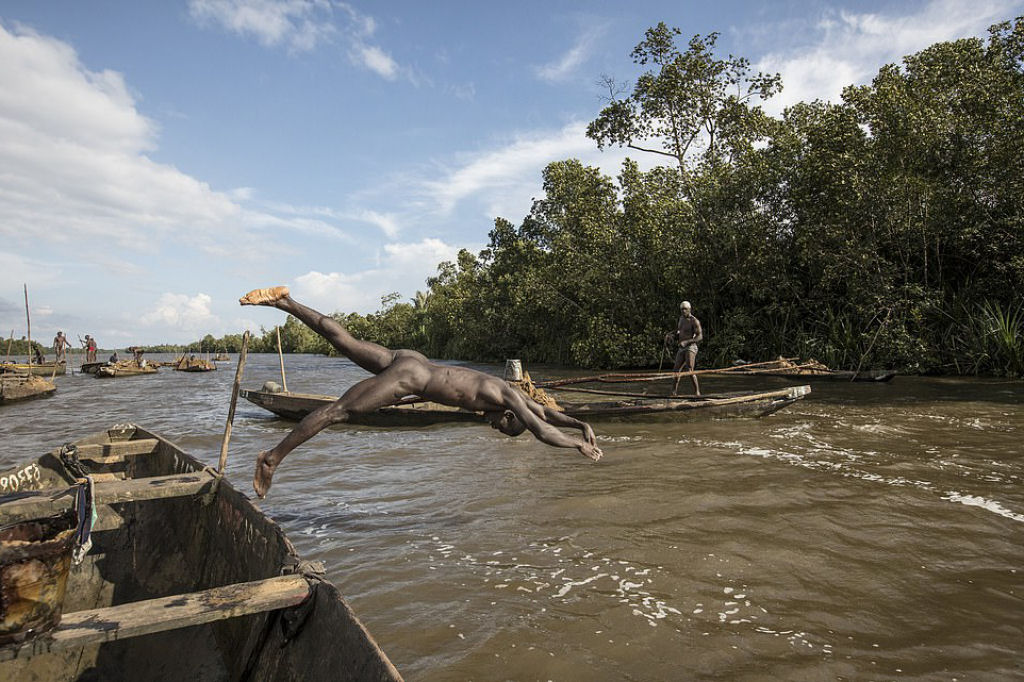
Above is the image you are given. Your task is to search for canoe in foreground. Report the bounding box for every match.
[240,384,811,424]
[0,424,402,681]
[0,362,66,377]
[0,374,57,404]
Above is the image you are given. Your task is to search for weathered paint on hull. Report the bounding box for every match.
[0,425,402,681]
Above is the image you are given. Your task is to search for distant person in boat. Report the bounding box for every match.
[128,346,147,368]
[240,286,603,498]
[33,346,45,365]
[52,331,71,362]
[80,334,98,362]
[108,350,119,364]
[666,300,703,395]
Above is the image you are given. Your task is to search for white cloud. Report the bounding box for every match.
[187,0,338,52]
[292,237,470,313]
[536,25,606,82]
[354,43,398,79]
[189,0,403,80]
[412,120,656,224]
[141,292,218,330]
[0,22,350,260]
[754,0,1022,114]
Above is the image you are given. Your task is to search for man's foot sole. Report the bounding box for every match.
[240,286,290,306]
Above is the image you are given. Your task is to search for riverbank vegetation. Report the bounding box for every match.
[186,18,1024,376]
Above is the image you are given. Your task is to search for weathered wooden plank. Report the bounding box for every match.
[0,472,215,525]
[55,439,160,464]
[0,575,311,661]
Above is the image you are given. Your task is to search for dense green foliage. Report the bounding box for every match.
[181,18,1024,376]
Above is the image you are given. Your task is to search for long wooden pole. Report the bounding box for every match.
[536,357,802,388]
[275,326,288,392]
[23,284,31,365]
[218,330,250,475]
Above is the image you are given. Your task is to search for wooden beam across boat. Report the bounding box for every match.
[0,575,311,662]
[61,438,161,464]
[0,471,216,525]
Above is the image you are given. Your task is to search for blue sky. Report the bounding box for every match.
[1,0,1021,346]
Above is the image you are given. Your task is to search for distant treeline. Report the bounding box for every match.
[1,339,47,359]
[174,18,1024,377]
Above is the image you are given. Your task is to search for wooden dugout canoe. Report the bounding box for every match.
[94,364,159,378]
[0,424,402,681]
[239,384,811,424]
[0,375,57,404]
[0,362,66,377]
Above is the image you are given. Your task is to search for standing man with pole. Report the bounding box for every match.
[666,301,703,395]
[53,331,72,363]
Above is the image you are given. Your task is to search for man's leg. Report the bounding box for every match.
[671,348,685,394]
[687,350,701,395]
[254,370,414,498]
[241,287,394,374]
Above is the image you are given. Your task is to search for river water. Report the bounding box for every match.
[1,354,1021,680]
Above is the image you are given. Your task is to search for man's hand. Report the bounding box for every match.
[578,442,603,461]
[580,422,597,446]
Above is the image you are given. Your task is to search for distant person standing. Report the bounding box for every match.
[665,300,703,395]
[53,331,72,362]
[85,335,98,362]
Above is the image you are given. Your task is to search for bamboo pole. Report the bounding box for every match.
[536,357,802,388]
[218,330,250,475]
[275,326,288,392]
[23,284,31,365]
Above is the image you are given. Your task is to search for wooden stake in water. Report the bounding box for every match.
[276,325,288,392]
[218,330,250,475]
[23,284,31,365]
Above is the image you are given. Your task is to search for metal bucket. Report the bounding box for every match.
[0,510,77,645]
[504,359,523,382]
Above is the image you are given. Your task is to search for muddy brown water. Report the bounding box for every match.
[1,354,1021,680]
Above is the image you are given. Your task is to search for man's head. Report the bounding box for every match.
[680,301,692,315]
[485,409,526,437]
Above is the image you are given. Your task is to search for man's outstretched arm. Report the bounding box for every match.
[504,390,602,460]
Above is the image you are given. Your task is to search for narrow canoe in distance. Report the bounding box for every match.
[239,384,811,424]
[0,423,402,681]
[94,364,159,378]
[0,362,66,377]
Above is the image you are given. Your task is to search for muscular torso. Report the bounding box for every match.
[388,351,510,412]
[676,315,701,344]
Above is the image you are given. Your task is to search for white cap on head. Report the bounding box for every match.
[680,300,691,311]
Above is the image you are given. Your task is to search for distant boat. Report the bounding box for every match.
[0,374,56,404]
[173,356,217,372]
[94,363,158,378]
[79,361,104,375]
[0,361,66,377]
[0,424,402,680]
[213,352,230,362]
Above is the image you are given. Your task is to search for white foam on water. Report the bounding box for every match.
[942,492,1024,523]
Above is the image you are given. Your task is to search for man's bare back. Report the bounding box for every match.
[240,286,602,498]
